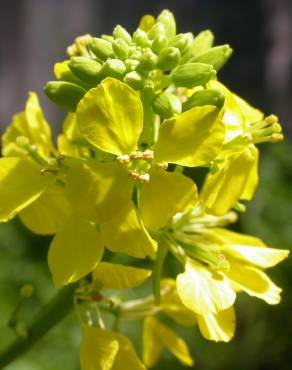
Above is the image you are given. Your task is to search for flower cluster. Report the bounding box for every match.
[0,9,288,370]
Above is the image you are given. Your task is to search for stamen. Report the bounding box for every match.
[155,161,168,170]
[117,154,130,163]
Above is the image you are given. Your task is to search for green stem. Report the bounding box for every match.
[0,283,77,369]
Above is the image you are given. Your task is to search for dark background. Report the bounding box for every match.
[0,1,291,369]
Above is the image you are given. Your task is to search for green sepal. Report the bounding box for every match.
[68,57,102,84]
[192,30,214,55]
[151,35,168,54]
[54,61,91,89]
[44,81,86,112]
[132,29,150,47]
[100,59,126,79]
[113,25,132,43]
[153,92,182,118]
[157,10,176,38]
[148,22,166,40]
[182,88,225,111]
[157,47,180,71]
[124,71,145,90]
[89,38,115,60]
[168,33,193,55]
[190,45,233,71]
[171,63,216,88]
[112,38,129,59]
[137,48,158,71]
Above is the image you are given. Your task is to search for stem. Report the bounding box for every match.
[0,283,77,369]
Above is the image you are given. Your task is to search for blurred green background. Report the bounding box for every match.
[0,0,292,369]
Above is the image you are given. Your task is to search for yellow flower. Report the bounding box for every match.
[80,325,146,370]
[170,206,289,316]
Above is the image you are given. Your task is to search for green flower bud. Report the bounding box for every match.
[100,59,126,79]
[151,35,168,54]
[113,25,132,43]
[20,284,34,299]
[157,47,180,71]
[153,92,182,118]
[112,38,129,59]
[101,34,114,43]
[68,57,102,84]
[44,81,86,112]
[171,63,216,88]
[157,10,176,38]
[124,71,145,90]
[137,48,158,71]
[168,33,193,55]
[182,88,225,111]
[54,61,91,89]
[190,45,233,71]
[192,30,214,55]
[132,29,150,47]
[148,22,166,40]
[89,38,115,60]
[124,58,140,71]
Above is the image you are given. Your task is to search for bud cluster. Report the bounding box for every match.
[44,10,232,118]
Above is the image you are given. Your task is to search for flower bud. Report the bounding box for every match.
[89,38,115,60]
[54,61,91,89]
[151,35,168,54]
[132,29,150,47]
[112,38,129,59]
[157,10,176,38]
[124,58,139,71]
[113,25,132,43]
[153,92,182,118]
[157,47,180,71]
[137,48,158,71]
[169,33,193,55]
[101,34,114,43]
[124,71,144,90]
[68,57,102,84]
[191,45,233,71]
[192,30,214,55]
[171,63,216,88]
[148,22,166,40]
[182,88,225,111]
[20,284,34,299]
[44,81,86,112]
[139,14,155,33]
[100,59,126,79]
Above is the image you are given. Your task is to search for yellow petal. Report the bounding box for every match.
[2,92,54,159]
[141,168,198,230]
[93,262,151,289]
[143,317,162,368]
[197,306,236,342]
[225,260,282,304]
[48,215,104,287]
[176,260,236,315]
[208,228,289,268]
[160,279,197,327]
[153,106,224,166]
[76,77,143,155]
[19,183,72,235]
[0,158,54,222]
[80,326,119,370]
[145,317,194,367]
[111,331,146,370]
[100,202,157,258]
[200,147,258,215]
[66,161,133,223]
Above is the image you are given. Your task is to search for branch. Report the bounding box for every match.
[0,283,77,369]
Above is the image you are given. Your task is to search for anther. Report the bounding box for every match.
[155,161,168,170]
[117,154,130,163]
[128,170,150,183]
